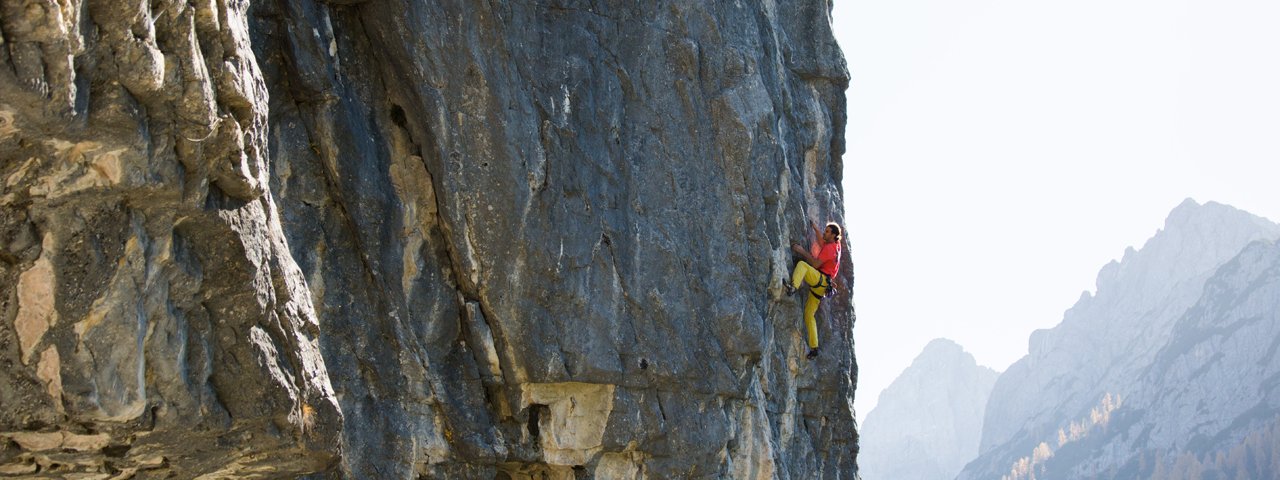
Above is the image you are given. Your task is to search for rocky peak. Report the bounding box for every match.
[860,338,998,480]
[1020,199,1280,367]
[1093,199,1280,300]
[963,201,1280,479]
[977,233,1280,479]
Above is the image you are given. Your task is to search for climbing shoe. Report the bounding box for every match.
[806,348,819,360]
[782,280,797,297]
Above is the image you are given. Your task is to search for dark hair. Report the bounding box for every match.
[826,222,842,242]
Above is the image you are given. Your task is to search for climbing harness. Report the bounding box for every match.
[811,273,836,300]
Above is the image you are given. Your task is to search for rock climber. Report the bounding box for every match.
[783,221,842,360]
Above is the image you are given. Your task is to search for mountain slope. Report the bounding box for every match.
[1038,237,1280,478]
[960,199,1280,480]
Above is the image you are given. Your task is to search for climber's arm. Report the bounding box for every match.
[791,242,819,267]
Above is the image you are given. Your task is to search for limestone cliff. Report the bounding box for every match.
[0,0,856,478]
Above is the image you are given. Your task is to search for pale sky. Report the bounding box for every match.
[833,0,1280,420]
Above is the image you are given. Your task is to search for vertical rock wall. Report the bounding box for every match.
[0,0,343,475]
[2,0,855,477]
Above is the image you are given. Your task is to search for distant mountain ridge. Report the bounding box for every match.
[860,338,998,480]
[959,199,1280,479]
[1041,237,1280,478]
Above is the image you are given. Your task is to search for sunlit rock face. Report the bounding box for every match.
[859,338,997,480]
[1,0,856,478]
[959,200,1280,480]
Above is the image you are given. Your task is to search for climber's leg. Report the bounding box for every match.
[790,261,822,290]
[804,290,822,349]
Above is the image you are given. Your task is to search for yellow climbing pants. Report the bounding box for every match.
[790,261,827,349]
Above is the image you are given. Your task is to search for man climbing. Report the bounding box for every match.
[783,221,842,360]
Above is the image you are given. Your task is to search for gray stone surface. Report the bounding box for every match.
[859,338,997,480]
[1,0,856,478]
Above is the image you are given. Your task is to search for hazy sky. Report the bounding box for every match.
[832,0,1280,419]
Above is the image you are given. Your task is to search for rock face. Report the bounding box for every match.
[1,0,856,478]
[958,200,1280,480]
[859,338,997,480]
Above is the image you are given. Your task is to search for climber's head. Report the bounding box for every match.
[824,222,842,244]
